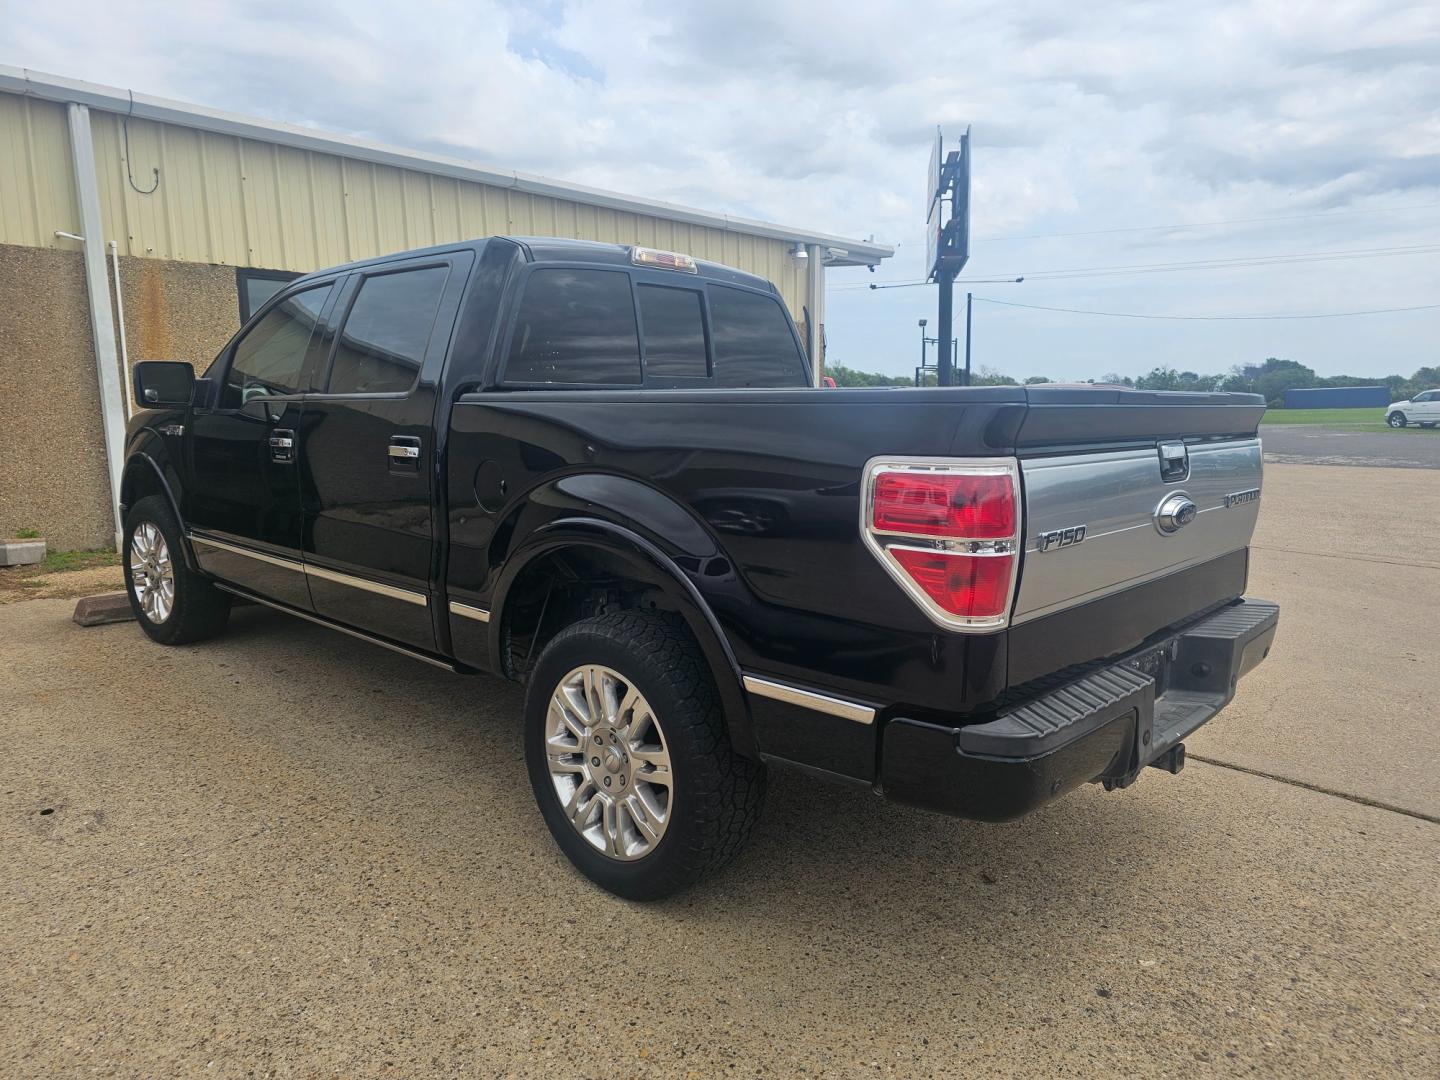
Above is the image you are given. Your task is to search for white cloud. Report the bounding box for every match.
[4,0,1438,379]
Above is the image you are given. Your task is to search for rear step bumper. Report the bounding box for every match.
[878,597,1279,822]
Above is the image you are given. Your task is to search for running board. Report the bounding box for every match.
[214,584,462,672]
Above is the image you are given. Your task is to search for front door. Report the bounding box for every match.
[298,254,471,650]
[188,280,337,609]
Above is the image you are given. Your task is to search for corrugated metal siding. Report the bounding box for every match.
[0,94,80,245]
[11,104,798,317]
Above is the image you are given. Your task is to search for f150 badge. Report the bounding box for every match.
[1037,525,1086,552]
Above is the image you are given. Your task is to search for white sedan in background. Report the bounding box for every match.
[1386,390,1440,428]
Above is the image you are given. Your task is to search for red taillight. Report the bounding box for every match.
[861,459,1021,631]
[889,548,1014,620]
[872,472,1014,539]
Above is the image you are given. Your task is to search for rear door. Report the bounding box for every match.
[298,252,473,649]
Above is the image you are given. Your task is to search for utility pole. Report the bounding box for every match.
[964,292,973,387]
[925,126,970,386]
[937,269,955,387]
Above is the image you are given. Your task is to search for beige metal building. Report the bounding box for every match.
[0,67,892,551]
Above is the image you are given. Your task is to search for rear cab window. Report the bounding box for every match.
[707,285,808,388]
[505,268,641,385]
[500,263,808,389]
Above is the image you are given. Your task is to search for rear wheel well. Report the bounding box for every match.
[498,547,684,682]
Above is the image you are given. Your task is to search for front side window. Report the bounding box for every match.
[224,284,332,408]
[505,269,641,385]
[708,286,807,388]
[638,285,708,379]
[327,266,450,395]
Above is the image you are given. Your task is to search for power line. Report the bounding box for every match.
[973,200,1440,243]
[827,241,1440,290]
[972,297,1440,321]
[1008,242,1440,280]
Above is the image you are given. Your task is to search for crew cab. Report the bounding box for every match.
[120,237,1279,899]
[1386,390,1440,428]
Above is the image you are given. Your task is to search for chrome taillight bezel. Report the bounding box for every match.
[859,456,1023,632]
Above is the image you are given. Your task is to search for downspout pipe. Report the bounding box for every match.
[64,102,127,550]
[805,244,825,386]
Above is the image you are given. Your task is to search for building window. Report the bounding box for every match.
[237,268,303,324]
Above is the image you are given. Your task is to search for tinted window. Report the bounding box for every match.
[505,269,641,385]
[327,266,449,395]
[224,284,332,407]
[638,285,707,379]
[708,286,807,388]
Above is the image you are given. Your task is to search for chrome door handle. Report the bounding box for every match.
[388,436,423,473]
[269,428,296,463]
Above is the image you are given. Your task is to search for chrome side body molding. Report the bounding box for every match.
[742,675,876,726]
[448,600,491,623]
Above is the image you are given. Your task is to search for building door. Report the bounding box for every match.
[188,280,337,609]
[298,254,471,651]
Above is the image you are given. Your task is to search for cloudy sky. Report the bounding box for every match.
[6,0,1439,381]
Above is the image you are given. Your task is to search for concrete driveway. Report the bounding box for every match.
[2,463,1436,1078]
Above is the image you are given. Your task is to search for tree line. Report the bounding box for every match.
[825,359,1440,406]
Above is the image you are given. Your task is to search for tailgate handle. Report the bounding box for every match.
[1158,441,1189,482]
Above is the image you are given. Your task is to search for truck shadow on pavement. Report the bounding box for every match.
[214,605,1198,925]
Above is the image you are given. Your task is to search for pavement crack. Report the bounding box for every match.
[1249,544,1440,570]
[1188,754,1439,825]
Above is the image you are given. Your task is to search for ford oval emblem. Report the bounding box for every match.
[1155,493,1198,534]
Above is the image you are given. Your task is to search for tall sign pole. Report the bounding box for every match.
[926,126,972,386]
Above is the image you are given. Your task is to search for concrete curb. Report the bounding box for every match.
[73,592,134,626]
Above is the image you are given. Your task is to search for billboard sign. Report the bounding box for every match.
[926,126,971,279]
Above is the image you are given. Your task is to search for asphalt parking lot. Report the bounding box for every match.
[1262,424,1440,469]
[2,463,1437,1078]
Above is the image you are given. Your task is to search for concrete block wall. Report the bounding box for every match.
[0,243,240,550]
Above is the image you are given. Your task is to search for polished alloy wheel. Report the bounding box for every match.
[1388,413,1406,428]
[544,664,673,861]
[129,521,175,624]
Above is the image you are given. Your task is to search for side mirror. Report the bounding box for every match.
[134,361,195,408]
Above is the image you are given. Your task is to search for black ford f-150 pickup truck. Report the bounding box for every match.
[121,236,1278,899]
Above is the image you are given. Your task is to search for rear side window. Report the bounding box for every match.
[224,283,332,408]
[638,285,707,379]
[505,269,641,385]
[327,266,449,395]
[708,286,807,388]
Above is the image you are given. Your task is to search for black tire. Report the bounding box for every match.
[523,611,766,900]
[1388,412,1407,428]
[122,495,231,645]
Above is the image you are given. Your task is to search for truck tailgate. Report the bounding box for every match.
[1014,438,1262,624]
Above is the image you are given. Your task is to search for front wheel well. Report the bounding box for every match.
[121,457,170,516]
